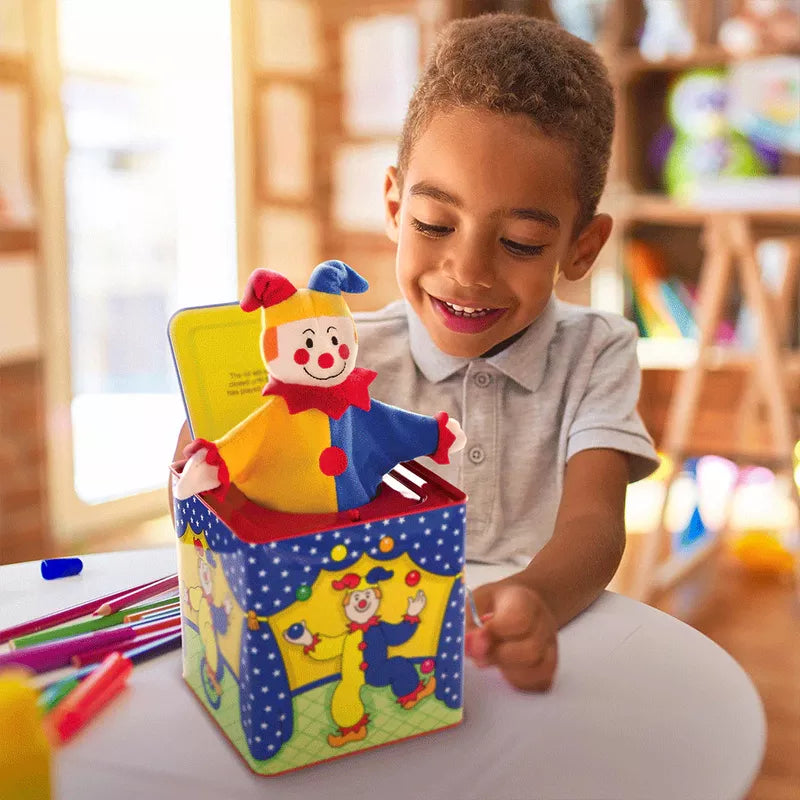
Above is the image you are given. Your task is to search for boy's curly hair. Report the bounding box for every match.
[398,14,615,231]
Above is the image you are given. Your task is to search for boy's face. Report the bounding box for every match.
[384,107,611,358]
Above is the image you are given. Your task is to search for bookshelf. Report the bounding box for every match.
[586,0,800,600]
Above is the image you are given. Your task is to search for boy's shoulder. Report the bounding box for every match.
[353,299,408,329]
[353,300,413,372]
[552,299,639,350]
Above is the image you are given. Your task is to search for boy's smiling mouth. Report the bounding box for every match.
[429,294,507,334]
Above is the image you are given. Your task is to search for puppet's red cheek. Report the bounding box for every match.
[294,349,310,365]
[317,352,334,369]
[338,344,350,360]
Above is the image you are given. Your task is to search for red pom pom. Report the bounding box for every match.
[319,446,348,476]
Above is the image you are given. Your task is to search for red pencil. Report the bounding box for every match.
[46,651,133,743]
[0,574,178,645]
[93,575,180,617]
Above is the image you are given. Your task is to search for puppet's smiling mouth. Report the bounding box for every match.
[303,364,346,381]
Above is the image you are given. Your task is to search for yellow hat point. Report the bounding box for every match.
[0,668,52,800]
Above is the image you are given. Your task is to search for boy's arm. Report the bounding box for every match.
[467,447,628,691]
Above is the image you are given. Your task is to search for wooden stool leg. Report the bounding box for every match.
[632,217,733,601]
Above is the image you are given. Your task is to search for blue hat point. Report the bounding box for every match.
[308,260,369,295]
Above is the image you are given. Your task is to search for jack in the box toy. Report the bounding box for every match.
[170,260,469,774]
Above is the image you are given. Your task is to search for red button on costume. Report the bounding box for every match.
[319,446,348,476]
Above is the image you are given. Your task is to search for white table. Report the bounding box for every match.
[1,548,765,800]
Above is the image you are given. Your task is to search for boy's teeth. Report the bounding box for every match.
[443,300,492,317]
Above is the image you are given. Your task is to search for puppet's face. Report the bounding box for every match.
[344,588,380,623]
[269,315,357,386]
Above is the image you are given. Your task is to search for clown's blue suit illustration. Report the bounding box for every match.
[283,568,436,747]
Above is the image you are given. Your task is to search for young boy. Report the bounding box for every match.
[173,14,658,693]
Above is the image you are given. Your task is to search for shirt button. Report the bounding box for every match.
[468,446,485,464]
[474,372,492,388]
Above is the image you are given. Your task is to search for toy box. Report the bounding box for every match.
[169,298,467,775]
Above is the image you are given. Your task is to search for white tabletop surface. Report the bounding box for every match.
[1,547,765,800]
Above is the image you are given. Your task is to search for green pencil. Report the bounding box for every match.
[38,676,80,713]
[12,595,180,649]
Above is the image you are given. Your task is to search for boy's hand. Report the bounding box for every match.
[465,582,558,692]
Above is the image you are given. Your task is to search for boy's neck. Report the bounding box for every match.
[480,326,529,359]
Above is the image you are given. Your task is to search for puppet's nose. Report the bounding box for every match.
[317,352,334,369]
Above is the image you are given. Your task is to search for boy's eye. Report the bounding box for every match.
[331,335,338,346]
[500,238,545,257]
[410,217,453,238]
[305,337,314,348]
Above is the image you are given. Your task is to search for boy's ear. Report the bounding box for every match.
[561,213,613,281]
[383,166,401,244]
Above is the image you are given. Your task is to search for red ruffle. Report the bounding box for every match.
[262,368,377,420]
[430,412,456,464]
[182,438,231,499]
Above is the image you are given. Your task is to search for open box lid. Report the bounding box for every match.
[168,301,266,441]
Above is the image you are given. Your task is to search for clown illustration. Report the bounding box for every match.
[183,538,234,696]
[283,567,435,747]
[173,260,466,513]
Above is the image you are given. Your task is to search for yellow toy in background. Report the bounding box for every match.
[0,668,52,800]
[727,464,799,575]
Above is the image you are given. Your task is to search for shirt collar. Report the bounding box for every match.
[407,294,558,392]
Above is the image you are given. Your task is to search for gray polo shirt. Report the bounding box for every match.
[355,294,659,565]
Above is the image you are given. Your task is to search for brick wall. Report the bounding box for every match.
[0,361,51,564]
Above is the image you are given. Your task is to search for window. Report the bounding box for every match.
[40,0,237,539]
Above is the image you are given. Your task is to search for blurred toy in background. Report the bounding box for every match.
[727,56,800,156]
[654,69,770,199]
[664,456,739,557]
[549,0,612,43]
[718,0,800,57]
[727,465,799,574]
[639,0,695,61]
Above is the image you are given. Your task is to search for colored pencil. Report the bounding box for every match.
[70,622,181,667]
[93,575,180,617]
[123,599,180,623]
[38,676,80,713]
[12,596,180,649]
[46,652,133,743]
[43,630,183,704]
[0,617,181,674]
[126,606,181,625]
[122,630,182,665]
[0,574,177,645]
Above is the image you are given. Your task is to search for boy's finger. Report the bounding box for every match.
[483,584,541,639]
[491,634,555,669]
[500,644,558,692]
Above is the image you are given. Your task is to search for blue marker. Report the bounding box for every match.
[40,558,84,580]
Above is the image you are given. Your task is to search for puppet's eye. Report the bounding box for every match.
[305,337,314,348]
[331,335,338,346]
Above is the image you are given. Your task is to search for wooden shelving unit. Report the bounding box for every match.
[584,0,800,600]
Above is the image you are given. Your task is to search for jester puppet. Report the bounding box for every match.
[283,567,434,747]
[173,260,466,511]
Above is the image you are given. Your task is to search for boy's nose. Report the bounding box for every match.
[444,247,494,288]
[317,352,334,369]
